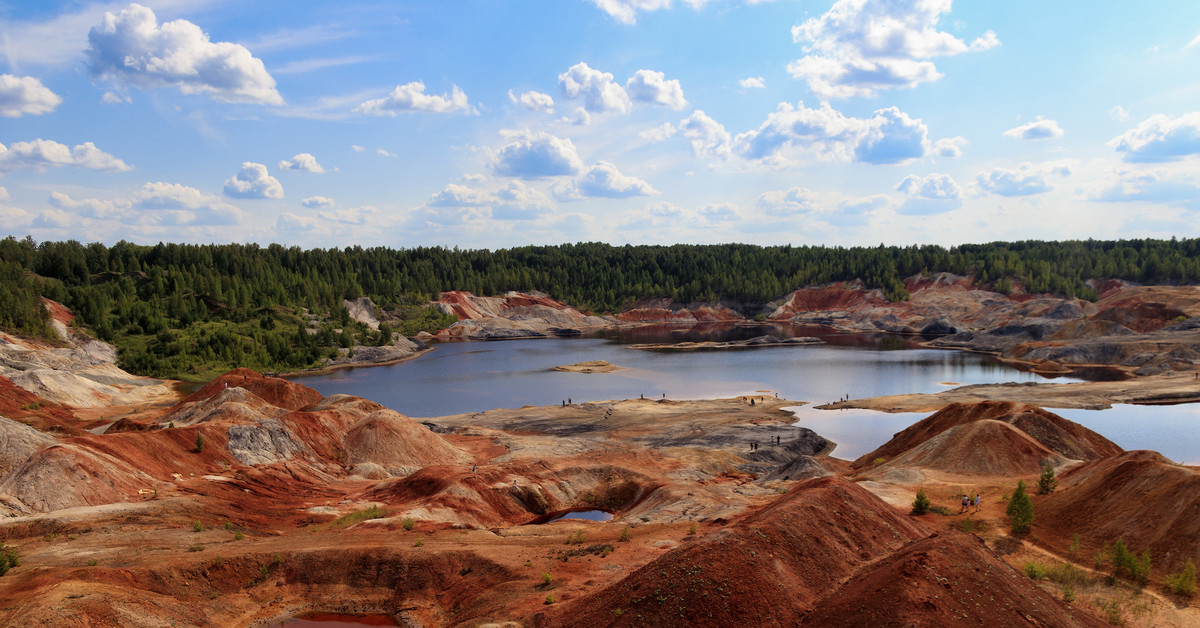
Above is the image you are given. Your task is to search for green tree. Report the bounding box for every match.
[911,489,931,515]
[1006,480,1034,535]
[1037,464,1058,495]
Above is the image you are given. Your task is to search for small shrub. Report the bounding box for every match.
[1165,559,1197,596]
[332,505,388,528]
[1005,480,1034,535]
[459,566,472,576]
[401,517,416,531]
[233,530,244,541]
[188,544,205,552]
[223,521,233,530]
[194,432,205,453]
[957,517,987,533]
[1037,463,1058,495]
[85,559,98,567]
[1103,601,1124,625]
[911,489,931,515]
[566,530,586,545]
[928,505,952,516]
[619,527,632,542]
[0,544,18,575]
[1046,562,1090,587]
[688,522,698,535]
[273,552,283,566]
[872,457,886,467]
[542,572,553,586]
[1068,533,1080,559]
[1063,584,1076,603]
[544,594,555,605]
[192,520,204,533]
[1024,562,1047,580]
[413,536,424,547]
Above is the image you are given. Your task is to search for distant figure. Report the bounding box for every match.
[774,392,779,398]
[640,393,644,399]
[223,382,228,389]
[973,493,981,512]
[568,398,572,404]
[471,464,476,476]
[662,393,666,399]
[960,494,969,513]
[512,479,518,490]
[750,399,755,406]
[562,400,565,406]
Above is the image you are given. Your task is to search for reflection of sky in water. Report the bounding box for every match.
[298,330,1200,462]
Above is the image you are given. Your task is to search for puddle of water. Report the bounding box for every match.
[550,509,613,522]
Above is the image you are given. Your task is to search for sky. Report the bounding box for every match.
[2,0,1200,250]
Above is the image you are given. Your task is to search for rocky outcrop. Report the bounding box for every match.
[433,291,613,339]
[615,298,744,323]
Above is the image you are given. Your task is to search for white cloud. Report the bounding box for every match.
[933,136,967,158]
[734,102,928,165]
[626,69,687,109]
[376,148,395,157]
[223,162,284,199]
[1108,112,1200,162]
[320,206,377,225]
[558,63,631,115]
[679,111,732,160]
[1004,117,1064,141]
[52,182,244,226]
[508,89,555,113]
[427,181,552,221]
[0,139,131,173]
[699,203,741,223]
[279,153,327,173]
[757,187,817,216]
[896,172,962,214]
[0,187,8,202]
[351,145,365,152]
[589,0,674,25]
[491,131,585,178]
[1110,106,1130,122]
[100,91,131,105]
[739,76,766,89]
[301,195,335,209]
[1092,169,1200,207]
[276,212,318,231]
[86,4,282,105]
[355,81,470,115]
[557,161,658,199]
[0,75,62,117]
[788,0,999,98]
[640,122,678,142]
[1188,32,1200,48]
[974,162,1071,197]
[563,106,593,126]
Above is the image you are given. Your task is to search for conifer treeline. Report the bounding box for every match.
[2,236,1199,377]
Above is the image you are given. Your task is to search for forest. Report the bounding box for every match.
[2,236,1199,379]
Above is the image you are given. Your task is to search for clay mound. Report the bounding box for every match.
[159,387,286,427]
[1036,450,1200,573]
[0,415,54,479]
[8,368,119,408]
[0,442,158,513]
[183,368,322,411]
[799,533,1108,627]
[344,409,471,472]
[1048,318,1135,341]
[852,401,1120,470]
[550,477,930,627]
[0,376,84,435]
[872,419,1067,477]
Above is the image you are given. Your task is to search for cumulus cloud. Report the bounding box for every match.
[558,63,631,114]
[589,0,675,25]
[733,102,928,165]
[896,172,962,214]
[679,111,732,160]
[491,131,585,178]
[699,203,742,223]
[557,161,658,199]
[974,162,1071,197]
[1004,117,1064,141]
[0,75,62,117]
[1108,112,1200,162]
[739,76,766,89]
[1093,169,1200,207]
[0,139,131,173]
[223,162,284,199]
[508,89,555,113]
[427,181,552,221]
[933,136,967,158]
[626,70,687,109]
[301,195,335,208]
[1110,106,1130,122]
[788,0,999,98]
[355,81,470,115]
[757,187,818,216]
[319,206,377,225]
[86,4,282,105]
[51,183,243,226]
[276,212,317,231]
[278,153,328,173]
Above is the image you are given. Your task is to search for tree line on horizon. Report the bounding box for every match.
[2,236,1198,379]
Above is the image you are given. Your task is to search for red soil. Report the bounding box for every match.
[1035,450,1200,573]
[778,282,881,313]
[0,376,92,435]
[852,401,1122,471]
[183,368,322,411]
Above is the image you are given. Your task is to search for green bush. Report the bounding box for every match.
[194,431,205,453]
[0,544,19,576]
[192,520,204,533]
[1005,480,1034,535]
[619,527,632,542]
[401,516,416,531]
[1024,562,1046,580]
[1165,559,1197,596]
[911,489,931,515]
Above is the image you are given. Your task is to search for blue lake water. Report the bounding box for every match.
[297,325,1200,464]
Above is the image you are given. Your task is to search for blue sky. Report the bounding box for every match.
[2,0,1200,249]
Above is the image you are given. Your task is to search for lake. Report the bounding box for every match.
[297,324,1200,464]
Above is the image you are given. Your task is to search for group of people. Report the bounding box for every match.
[960,492,982,513]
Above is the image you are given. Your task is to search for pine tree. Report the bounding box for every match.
[912,489,931,515]
[1037,463,1058,495]
[1006,480,1034,535]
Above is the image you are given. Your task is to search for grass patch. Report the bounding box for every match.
[401,516,416,531]
[331,505,389,528]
